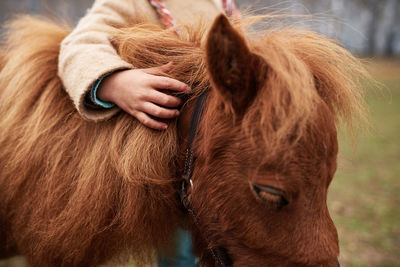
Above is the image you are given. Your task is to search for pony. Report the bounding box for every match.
[0,12,367,266]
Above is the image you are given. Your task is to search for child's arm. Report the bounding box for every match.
[58,0,189,129]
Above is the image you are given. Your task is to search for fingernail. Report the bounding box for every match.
[163,125,168,130]
[175,111,180,116]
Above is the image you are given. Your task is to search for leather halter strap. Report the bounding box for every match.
[181,93,207,187]
[180,92,233,267]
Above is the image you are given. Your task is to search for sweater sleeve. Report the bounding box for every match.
[58,0,138,122]
[89,72,116,109]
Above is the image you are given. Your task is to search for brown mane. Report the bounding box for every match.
[112,15,368,158]
[0,14,368,266]
[0,16,183,266]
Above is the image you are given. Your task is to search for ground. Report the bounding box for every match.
[1,58,399,267]
[328,58,400,267]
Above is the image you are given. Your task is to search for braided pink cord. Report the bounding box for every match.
[149,0,177,28]
[149,0,240,30]
[222,0,240,17]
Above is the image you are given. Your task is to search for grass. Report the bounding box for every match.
[328,58,400,266]
[1,59,399,267]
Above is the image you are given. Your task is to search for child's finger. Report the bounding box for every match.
[141,102,180,119]
[146,90,182,107]
[134,112,168,130]
[151,76,190,92]
[143,62,174,76]
[158,61,174,73]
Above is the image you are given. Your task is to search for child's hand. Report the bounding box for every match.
[97,62,190,130]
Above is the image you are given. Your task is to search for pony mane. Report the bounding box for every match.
[112,15,368,147]
[240,20,369,157]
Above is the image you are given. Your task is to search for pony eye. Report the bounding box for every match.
[251,184,289,209]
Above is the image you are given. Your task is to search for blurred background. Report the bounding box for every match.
[0,0,399,266]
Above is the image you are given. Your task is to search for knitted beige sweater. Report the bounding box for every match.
[58,0,223,121]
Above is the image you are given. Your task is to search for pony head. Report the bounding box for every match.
[177,15,367,266]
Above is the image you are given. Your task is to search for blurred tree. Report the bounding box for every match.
[362,0,383,55]
[383,0,399,56]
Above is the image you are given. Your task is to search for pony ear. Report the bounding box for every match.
[206,15,267,116]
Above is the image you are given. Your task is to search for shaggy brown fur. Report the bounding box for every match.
[0,16,183,266]
[0,13,368,266]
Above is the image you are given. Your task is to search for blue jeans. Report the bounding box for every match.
[157,229,197,267]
